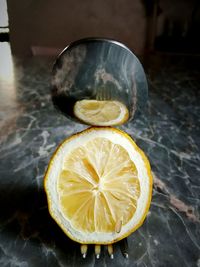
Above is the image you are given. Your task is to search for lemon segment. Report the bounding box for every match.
[73,100,129,126]
[44,127,153,244]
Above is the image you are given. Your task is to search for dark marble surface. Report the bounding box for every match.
[0,55,200,267]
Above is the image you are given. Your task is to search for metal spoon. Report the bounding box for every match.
[51,37,148,124]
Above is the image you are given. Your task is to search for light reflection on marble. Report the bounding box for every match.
[0,50,200,267]
[0,42,19,142]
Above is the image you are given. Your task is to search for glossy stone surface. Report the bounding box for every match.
[0,53,199,267]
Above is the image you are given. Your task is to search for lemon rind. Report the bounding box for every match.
[44,127,153,244]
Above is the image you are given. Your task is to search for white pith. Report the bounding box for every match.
[45,129,151,243]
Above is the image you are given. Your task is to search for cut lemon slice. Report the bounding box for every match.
[73,100,129,126]
[44,127,153,244]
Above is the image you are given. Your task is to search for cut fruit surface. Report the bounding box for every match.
[73,100,129,126]
[44,127,153,244]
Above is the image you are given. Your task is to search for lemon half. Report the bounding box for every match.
[73,100,129,126]
[44,127,153,244]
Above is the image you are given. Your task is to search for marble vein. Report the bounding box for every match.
[0,56,199,266]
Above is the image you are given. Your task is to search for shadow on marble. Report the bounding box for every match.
[0,181,81,263]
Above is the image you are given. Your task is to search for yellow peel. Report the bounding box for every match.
[44,127,153,244]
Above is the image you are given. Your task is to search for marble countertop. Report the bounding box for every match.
[0,56,199,267]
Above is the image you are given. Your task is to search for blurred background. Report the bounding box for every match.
[0,0,200,57]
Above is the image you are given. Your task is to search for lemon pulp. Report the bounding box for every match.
[73,100,129,126]
[44,127,153,244]
[58,137,140,233]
